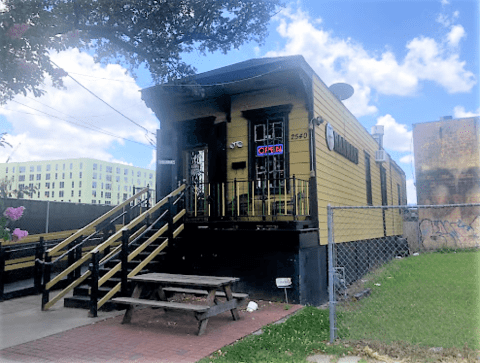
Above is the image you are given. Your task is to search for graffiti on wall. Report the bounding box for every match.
[417,167,480,249]
[419,217,479,249]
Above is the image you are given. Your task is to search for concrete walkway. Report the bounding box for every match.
[0,293,123,351]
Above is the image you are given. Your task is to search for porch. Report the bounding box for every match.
[183,177,314,228]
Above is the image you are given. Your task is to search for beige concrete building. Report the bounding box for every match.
[413,116,480,249]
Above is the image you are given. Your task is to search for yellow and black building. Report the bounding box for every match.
[142,55,406,305]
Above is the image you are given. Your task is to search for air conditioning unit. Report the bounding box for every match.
[371,125,384,135]
[375,150,387,162]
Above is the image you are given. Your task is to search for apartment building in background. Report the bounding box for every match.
[0,158,155,205]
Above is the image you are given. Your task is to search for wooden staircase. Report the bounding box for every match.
[39,185,186,316]
[63,232,168,310]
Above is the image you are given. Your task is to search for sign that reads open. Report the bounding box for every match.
[256,144,284,157]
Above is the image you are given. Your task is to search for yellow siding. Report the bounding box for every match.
[313,75,405,244]
[226,88,310,183]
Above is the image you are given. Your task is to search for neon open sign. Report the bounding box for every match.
[257,144,284,156]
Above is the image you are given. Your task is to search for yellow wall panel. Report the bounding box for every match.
[312,75,405,244]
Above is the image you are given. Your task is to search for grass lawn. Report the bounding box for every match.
[201,249,479,362]
[199,306,353,363]
[337,249,480,351]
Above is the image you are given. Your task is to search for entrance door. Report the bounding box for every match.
[185,147,208,216]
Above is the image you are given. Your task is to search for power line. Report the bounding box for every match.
[66,71,138,83]
[4,102,155,149]
[49,60,156,138]
[24,95,117,135]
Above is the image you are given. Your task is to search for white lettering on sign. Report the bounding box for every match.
[276,277,292,288]
[158,160,175,165]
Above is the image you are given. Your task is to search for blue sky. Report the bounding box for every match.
[0,0,478,204]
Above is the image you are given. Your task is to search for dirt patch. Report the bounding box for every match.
[167,292,283,311]
[341,339,480,363]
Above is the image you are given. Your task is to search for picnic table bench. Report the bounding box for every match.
[111,273,248,335]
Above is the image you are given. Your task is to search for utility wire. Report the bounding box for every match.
[65,71,138,83]
[4,102,155,149]
[24,95,116,135]
[49,60,156,138]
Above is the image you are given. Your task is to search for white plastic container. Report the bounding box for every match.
[246,301,258,312]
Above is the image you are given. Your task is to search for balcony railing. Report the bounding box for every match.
[185,176,311,221]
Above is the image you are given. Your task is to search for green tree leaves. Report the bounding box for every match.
[0,0,282,104]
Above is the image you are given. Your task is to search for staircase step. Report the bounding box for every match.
[63,295,120,311]
[73,285,113,297]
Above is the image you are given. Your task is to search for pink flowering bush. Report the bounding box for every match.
[0,206,28,242]
[4,206,25,221]
[12,228,28,241]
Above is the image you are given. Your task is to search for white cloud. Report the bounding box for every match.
[0,49,158,165]
[400,154,414,164]
[148,149,156,170]
[441,0,450,6]
[453,106,480,118]
[406,179,417,205]
[265,6,476,117]
[436,13,451,27]
[447,25,465,47]
[376,114,412,152]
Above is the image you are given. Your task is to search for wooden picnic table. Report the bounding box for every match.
[111,273,248,336]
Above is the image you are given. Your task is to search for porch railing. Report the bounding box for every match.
[185,176,311,220]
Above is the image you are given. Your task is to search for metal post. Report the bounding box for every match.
[45,201,50,233]
[89,252,99,318]
[327,204,336,343]
[41,254,51,311]
[34,237,45,294]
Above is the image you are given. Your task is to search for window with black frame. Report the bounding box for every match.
[243,105,292,194]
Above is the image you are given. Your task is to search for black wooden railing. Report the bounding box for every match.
[88,184,186,317]
[185,176,311,220]
[38,184,185,314]
[39,187,152,311]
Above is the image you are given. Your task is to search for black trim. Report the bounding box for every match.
[365,151,372,206]
[243,104,293,193]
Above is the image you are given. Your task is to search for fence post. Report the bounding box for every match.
[327,204,336,343]
[41,253,51,311]
[0,245,5,302]
[34,237,45,294]
[120,229,130,296]
[45,201,50,233]
[416,207,422,251]
[89,252,99,318]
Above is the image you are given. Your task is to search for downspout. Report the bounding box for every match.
[308,110,321,228]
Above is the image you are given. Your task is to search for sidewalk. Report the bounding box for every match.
[0,293,303,363]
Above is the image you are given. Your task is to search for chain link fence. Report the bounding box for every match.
[328,203,480,343]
